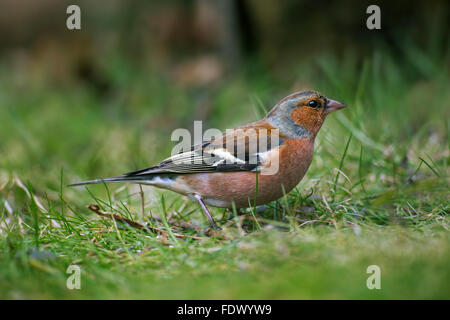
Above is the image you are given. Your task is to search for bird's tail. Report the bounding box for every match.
[68,175,148,187]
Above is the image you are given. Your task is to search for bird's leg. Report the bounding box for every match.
[194,195,221,231]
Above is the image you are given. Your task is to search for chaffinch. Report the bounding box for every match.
[70,90,346,229]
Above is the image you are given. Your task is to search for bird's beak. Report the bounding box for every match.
[325,99,346,114]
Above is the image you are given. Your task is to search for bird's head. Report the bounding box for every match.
[265,90,346,138]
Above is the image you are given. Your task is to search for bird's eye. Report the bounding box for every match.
[308,100,320,108]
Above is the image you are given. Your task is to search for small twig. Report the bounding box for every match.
[87,204,144,229]
[86,204,204,240]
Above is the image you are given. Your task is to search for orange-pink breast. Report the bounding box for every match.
[176,138,315,208]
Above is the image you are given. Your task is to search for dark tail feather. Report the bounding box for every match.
[68,175,147,187]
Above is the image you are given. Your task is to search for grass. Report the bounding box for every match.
[0,41,449,299]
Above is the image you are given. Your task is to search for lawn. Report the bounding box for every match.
[0,43,448,299]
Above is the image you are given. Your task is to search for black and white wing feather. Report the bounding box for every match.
[69,126,281,186]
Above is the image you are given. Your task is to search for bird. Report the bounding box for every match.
[69,90,346,230]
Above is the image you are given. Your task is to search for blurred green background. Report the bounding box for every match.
[0,0,449,299]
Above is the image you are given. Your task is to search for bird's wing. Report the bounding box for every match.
[124,124,283,177]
